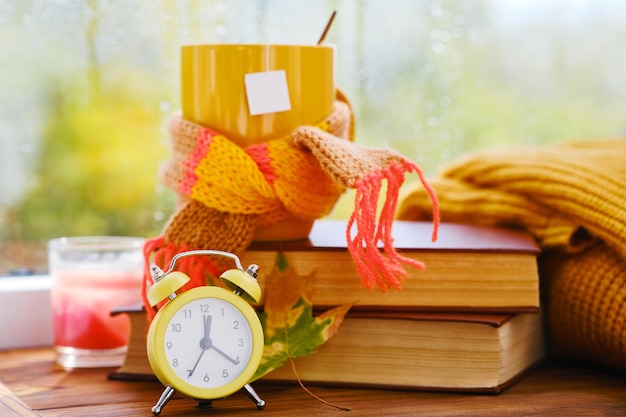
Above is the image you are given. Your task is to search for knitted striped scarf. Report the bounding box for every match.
[143,92,439,314]
[396,139,626,370]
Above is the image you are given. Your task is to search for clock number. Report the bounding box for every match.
[220,307,225,317]
[172,358,179,367]
[222,369,229,378]
[183,309,192,319]
[203,374,210,382]
[238,338,244,347]
[170,323,182,332]
[166,341,173,350]
[200,304,210,313]
[233,320,239,330]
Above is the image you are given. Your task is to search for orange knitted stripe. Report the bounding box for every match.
[246,142,277,185]
[180,128,215,196]
[268,138,345,220]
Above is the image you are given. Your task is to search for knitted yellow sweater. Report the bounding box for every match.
[397,139,626,369]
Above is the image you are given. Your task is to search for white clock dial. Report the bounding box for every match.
[163,296,254,389]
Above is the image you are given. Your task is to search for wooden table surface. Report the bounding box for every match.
[1,347,625,416]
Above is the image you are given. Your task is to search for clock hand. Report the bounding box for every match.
[188,315,213,378]
[210,344,240,365]
[187,348,206,378]
[204,314,212,338]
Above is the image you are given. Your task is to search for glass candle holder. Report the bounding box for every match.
[48,236,145,368]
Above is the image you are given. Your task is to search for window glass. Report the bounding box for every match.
[1,0,625,275]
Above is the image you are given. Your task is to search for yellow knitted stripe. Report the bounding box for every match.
[188,134,280,214]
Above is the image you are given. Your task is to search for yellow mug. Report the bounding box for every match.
[181,44,335,147]
[180,44,336,241]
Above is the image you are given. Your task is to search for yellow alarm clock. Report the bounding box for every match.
[146,250,265,416]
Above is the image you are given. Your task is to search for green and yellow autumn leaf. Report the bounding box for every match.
[252,251,352,381]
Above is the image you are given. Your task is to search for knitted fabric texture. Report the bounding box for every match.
[396,139,626,369]
[144,92,440,316]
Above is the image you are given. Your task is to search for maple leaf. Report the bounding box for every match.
[252,250,352,381]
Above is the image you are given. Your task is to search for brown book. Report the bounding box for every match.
[108,304,155,381]
[262,311,546,393]
[243,220,541,313]
[109,306,545,393]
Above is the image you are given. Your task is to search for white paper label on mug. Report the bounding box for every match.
[244,70,291,116]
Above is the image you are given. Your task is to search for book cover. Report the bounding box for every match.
[243,220,541,312]
[261,311,546,393]
[109,306,545,393]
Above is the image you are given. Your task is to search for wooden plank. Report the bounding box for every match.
[0,380,39,417]
[2,348,626,416]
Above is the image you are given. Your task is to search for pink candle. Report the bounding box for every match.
[48,236,144,368]
[51,268,142,350]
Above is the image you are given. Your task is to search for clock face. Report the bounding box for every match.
[163,296,255,389]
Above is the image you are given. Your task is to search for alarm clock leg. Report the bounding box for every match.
[151,385,176,416]
[242,383,266,409]
[197,400,213,408]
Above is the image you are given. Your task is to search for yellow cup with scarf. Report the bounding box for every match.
[179,44,335,241]
[143,43,440,314]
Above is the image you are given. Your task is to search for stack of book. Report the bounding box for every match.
[110,220,545,393]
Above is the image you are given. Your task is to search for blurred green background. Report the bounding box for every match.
[1,0,625,274]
